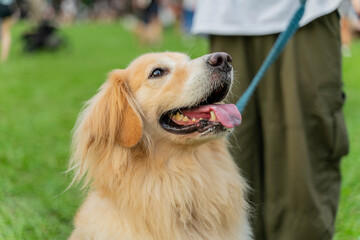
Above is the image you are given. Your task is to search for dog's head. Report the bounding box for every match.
[75,52,241,150]
[70,52,242,186]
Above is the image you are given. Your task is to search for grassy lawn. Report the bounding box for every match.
[0,21,359,239]
[335,40,360,240]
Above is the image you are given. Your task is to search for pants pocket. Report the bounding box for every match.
[330,109,349,160]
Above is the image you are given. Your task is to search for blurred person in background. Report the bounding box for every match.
[182,0,196,34]
[193,1,349,240]
[0,0,16,62]
[354,0,360,15]
[350,0,360,35]
[132,0,163,45]
[339,0,358,56]
[59,0,77,24]
[27,0,45,22]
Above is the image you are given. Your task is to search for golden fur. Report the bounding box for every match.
[68,52,252,240]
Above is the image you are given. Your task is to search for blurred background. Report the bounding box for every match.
[0,0,359,239]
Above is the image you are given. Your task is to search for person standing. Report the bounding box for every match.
[0,0,16,62]
[339,0,357,56]
[132,0,163,45]
[193,1,349,240]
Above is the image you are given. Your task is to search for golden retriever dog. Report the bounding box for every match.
[68,52,252,240]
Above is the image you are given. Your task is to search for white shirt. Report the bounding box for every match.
[0,0,14,5]
[192,0,342,35]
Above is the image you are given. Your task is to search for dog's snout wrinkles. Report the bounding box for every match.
[207,52,232,72]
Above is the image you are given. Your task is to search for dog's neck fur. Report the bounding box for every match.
[81,138,249,239]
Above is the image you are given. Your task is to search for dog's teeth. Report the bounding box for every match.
[175,112,184,121]
[183,116,190,122]
[192,118,196,122]
[210,111,217,121]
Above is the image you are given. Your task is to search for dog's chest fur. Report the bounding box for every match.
[71,140,250,240]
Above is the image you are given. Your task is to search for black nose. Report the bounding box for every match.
[207,52,233,72]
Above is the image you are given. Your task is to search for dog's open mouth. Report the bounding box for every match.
[159,83,242,135]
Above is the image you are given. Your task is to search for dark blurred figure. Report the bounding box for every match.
[22,20,64,52]
[16,0,29,19]
[0,0,16,62]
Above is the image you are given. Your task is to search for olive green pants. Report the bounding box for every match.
[211,11,349,240]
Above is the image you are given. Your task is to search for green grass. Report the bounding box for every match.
[0,21,359,239]
[334,40,360,240]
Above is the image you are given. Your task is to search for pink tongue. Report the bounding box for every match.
[183,104,242,128]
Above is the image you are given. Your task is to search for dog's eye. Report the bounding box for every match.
[149,68,166,79]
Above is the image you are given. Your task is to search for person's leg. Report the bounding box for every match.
[340,16,352,56]
[211,10,348,240]
[210,35,266,240]
[1,17,14,62]
[257,11,348,240]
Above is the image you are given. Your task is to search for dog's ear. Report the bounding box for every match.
[69,69,143,186]
[86,69,143,148]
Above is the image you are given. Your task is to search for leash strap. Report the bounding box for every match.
[235,0,307,113]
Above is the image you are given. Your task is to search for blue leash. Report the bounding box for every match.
[235,0,307,113]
